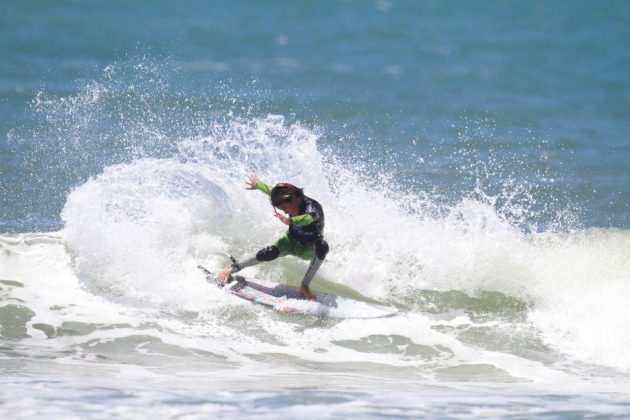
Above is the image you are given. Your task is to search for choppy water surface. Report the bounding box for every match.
[1,1,629,418]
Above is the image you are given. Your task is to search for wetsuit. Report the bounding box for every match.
[230,181,329,287]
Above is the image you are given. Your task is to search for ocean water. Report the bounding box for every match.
[1,1,630,418]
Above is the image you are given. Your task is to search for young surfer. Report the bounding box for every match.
[217,174,329,301]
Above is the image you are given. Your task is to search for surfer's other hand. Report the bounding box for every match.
[300,284,317,301]
[217,267,232,283]
[274,210,290,225]
[245,174,260,190]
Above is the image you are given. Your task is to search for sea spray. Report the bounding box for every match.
[55,110,630,374]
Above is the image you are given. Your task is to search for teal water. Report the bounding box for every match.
[2,0,629,231]
[1,1,630,418]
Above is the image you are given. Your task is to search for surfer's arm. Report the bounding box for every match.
[291,202,321,227]
[255,181,272,196]
[290,214,314,226]
[245,174,272,196]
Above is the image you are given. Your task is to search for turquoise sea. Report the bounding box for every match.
[1,1,629,418]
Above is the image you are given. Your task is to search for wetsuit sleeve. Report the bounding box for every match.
[255,181,273,196]
[291,214,314,226]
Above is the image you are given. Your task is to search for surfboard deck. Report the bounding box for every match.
[198,265,397,318]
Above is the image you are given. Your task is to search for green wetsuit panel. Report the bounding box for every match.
[273,235,315,261]
[255,181,272,195]
[291,214,314,227]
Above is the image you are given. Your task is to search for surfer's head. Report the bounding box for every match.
[270,183,303,215]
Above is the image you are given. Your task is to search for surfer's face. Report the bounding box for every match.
[277,199,300,216]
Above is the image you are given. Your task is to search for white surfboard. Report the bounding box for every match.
[198,265,397,319]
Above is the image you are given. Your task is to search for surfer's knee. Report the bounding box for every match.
[256,246,280,261]
[315,239,329,260]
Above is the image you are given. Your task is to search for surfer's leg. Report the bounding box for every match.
[232,247,279,272]
[231,236,291,273]
[272,235,294,258]
[301,238,329,287]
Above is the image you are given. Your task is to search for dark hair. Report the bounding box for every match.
[270,183,304,207]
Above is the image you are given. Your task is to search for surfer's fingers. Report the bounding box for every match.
[273,213,289,224]
[245,173,258,189]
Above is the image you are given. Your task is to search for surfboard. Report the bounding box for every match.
[198,265,397,318]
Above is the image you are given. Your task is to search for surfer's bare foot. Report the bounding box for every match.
[217,267,232,284]
[300,285,317,301]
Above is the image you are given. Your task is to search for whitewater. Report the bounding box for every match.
[1,110,630,417]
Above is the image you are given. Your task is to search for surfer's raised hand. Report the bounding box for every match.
[245,174,260,190]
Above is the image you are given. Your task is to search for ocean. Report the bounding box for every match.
[1,0,630,418]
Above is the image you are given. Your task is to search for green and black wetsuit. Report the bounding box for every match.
[231,181,329,287]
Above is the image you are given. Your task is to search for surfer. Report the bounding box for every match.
[217,174,328,301]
